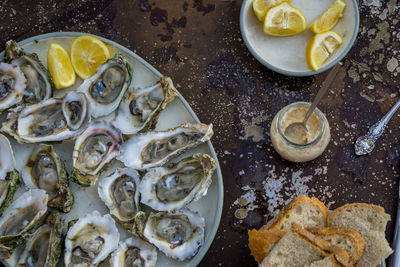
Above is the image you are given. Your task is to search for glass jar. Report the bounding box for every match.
[270,102,330,163]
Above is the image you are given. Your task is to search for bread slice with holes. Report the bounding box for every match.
[261,223,351,267]
[261,195,329,232]
[249,195,329,263]
[305,255,344,267]
[307,226,365,265]
[327,203,393,267]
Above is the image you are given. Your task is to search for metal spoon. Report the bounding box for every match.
[355,99,400,156]
[284,64,340,143]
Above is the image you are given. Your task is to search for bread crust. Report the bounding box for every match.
[248,228,285,263]
[292,223,353,267]
[327,203,387,225]
[307,226,365,264]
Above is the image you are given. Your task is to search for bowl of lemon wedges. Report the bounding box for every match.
[240,0,359,76]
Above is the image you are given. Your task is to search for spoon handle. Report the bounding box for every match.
[369,99,400,139]
[303,64,341,123]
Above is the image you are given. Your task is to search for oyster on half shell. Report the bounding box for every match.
[98,168,140,223]
[17,211,64,267]
[64,211,119,267]
[72,120,123,186]
[1,91,91,143]
[113,76,178,135]
[110,236,157,267]
[139,153,216,211]
[0,189,48,259]
[0,62,26,113]
[0,134,22,215]
[118,123,213,170]
[22,144,74,212]
[78,53,133,118]
[134,208,205,261]
[5,40,53,104]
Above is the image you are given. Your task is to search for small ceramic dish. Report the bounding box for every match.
[240,0,359,76]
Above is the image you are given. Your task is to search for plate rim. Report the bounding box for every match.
[0,32,224,267]
[239,0,360,77]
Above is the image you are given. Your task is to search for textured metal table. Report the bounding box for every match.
[0,0,399,266]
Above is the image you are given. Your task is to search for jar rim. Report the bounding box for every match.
[277,102,326,147]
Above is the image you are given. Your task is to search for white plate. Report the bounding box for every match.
[0,32,223,267]
[240,0,359,76]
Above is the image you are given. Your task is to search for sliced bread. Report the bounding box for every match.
[260,224,328,267]
[249,195,329,263]
[261,195,329,232]
[307,226,365,264]
[248,228,285,263]
[305,255,343,267]
[327,203,393,267]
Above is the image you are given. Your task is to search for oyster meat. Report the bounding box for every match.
[0,134,21,215]
[113,76,178,135]
[64,211,119,267]
[22,144,74,212]
[98,168,140,223]
[139,153,216,211]
[110,236,157,267]
[78,53,132,118]
[5,40,53,104]
[135,208,205,261]
[118,123,213,170]
[72,120,123,186]
[0,62,26,113]
[17,211,64,267]
[1,91,90,143]
[0,189,48,259]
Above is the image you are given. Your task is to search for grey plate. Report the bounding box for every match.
[0,32,224,267]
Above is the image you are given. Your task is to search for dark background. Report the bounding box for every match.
[0,0,399,266]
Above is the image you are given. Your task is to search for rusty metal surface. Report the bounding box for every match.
[0,0,399,266]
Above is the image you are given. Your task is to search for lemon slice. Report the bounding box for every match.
[47,43,76,89]
[263,2,307,37]
[306,31,343,71]
[309,0,346,34]
[252,0,293,22]
[70,35,110,79]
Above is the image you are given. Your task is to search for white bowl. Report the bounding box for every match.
[240,0,359,76]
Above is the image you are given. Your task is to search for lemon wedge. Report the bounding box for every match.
[47,43,76,89]
[309,0,346,34]
[70,35,110,79]
[263,2,307,37]
[306,31,343,71]
[252,0,293,22]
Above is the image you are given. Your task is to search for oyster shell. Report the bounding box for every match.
[118,123,213,170]
[1,91,91,143]
[0,134,21,215]
[17,211,64,267]
[78,53,132,118]
[72,120,123,186]
[110,236,157,267]
[113,76,178,135]
[22,144,74,212]
[5,40,53,104]
[0,189,48,259]
[139,153,216,211]
[135,208,205,261]
[64,211,119,267]
[0,62,26,113]
[98,168,140,223]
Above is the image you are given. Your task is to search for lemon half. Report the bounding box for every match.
[306,31,343,71]
[70,35,110,80]
[309,0,346,34]
[252,0,293,22]
[47,43,76,89]
[263,2,307,37]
